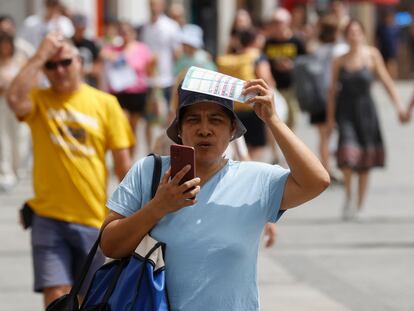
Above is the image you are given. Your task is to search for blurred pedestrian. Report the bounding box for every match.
[102,21,154,156]
[18,0,74,49]
[309,15,348,182]
[155,27,249,166]
[0,32,28,191]
[263,8,306,130]
[227,8,254,53]
[218,28,271,161]
[291,4,316,50]
[71,13,101,88]
[329,0,351,35]
[141,0,181,151]
[0,15,34,58]
[101,18,122,47]
[6,33,134,308]
[376,8,400,79]
[99,79,330,311]
[141,0,181,106]
[153,24,215,155]
[404,91,414,121]
[168,2,187,28]
[326,20,406,220]
[174,24,216,77]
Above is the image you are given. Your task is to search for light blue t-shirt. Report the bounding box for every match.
[107,156,290,311]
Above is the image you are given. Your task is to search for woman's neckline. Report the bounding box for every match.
[341,65,369,74]
[198,158,230,188]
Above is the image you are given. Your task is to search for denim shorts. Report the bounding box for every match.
[31,214,105,294]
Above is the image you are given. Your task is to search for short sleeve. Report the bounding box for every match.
[107,158,145,216]
[105,96,135,150]
[263,165,290,223]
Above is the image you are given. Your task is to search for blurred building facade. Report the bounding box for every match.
[1,0,412,77]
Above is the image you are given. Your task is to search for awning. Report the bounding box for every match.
[282,0,400,10]
[349,0,400,4]
[373,0,399,4]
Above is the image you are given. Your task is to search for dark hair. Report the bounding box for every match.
[330,0,346,6]
[0,15,15,25]
[344,19,365,38]
[318,15,339,43]
[239,28,258,48]
[0,31,15,56]
[45,0,60,8]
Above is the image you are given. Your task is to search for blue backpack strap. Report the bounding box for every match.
[98,153,163,305]
[148,153,162,199]
[72,154,163,303]
[96,153,163,308]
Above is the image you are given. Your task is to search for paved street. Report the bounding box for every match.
[1,82,413,311]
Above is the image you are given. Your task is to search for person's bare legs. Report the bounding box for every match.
[317,124,330,171]
[145,121,153,154]
[342,168,352,199]
[128,112,141,157]
[386,58,398,79]
[128,113,141,136]
[357,170,369,210]
[341,167,353,220]
[43,285,71,308]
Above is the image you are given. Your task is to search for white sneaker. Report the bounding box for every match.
[342,199,352,221]
[352,205,365,222]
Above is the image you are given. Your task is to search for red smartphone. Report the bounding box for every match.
[170,144,196,185]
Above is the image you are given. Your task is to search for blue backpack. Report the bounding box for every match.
[46,154,170,311]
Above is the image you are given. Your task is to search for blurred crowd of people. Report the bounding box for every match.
[1,0,414,307]
[1,0,414,216]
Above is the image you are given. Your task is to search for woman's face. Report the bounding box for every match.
[346,22,365,45]
[119,24,135,42]
[234,10,252,31]
[179,102,235,166]
[0,39,13,58]
[292,6,306,26]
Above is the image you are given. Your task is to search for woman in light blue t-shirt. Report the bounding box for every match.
[100,79,330,310]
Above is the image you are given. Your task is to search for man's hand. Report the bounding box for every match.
[34,32,66,64]
[263,223,277,248]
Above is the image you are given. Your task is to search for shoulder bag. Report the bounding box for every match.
[46,153,169,311]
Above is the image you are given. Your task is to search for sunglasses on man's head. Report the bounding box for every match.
[44,58,73,70]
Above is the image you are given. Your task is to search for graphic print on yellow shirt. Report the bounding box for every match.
[264,37,306,89]
[265,43,298,59]
[25,84,134,228]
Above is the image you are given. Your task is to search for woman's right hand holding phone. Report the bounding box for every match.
[151,165,201,216]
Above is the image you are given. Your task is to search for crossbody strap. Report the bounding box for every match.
[148,153,162,198]
[72,153,163,299]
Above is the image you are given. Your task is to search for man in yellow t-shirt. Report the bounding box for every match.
[7,33,134,308]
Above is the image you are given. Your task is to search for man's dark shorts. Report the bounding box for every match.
[31,214,105,294]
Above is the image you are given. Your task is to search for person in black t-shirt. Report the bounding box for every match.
[263,8,306,130]
[71,13,101,88]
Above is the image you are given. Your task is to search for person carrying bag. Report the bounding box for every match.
[46,154,169,311]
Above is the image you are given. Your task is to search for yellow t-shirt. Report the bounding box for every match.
[217,49,260,112]
[24,84,135,228]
